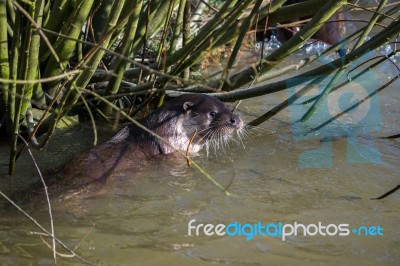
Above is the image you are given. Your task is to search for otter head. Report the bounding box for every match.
[174,94,243,153]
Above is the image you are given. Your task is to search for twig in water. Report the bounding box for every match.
[0,191,95,265]
[231,100,242,113]
[17,135,57,264]
[381,134,400,139]
[371,185,400,200]
[32,224,94,257]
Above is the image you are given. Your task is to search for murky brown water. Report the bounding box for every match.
[1,78,399,265]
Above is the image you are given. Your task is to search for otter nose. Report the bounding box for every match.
[229,115,242,127]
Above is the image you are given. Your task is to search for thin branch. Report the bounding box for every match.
[17,135,56,263]
[310,73,399,133]
[0,70,81,84]
[371,185,400,200]
[0,191,95,265]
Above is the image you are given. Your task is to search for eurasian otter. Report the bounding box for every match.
[62,94,243,187]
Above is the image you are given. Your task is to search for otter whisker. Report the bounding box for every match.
[197,125,219,143]
[218,130,228,153]
[197,128,214,145]
[207,130,220,155]
[237,130,246,149]
[198,128,218,157]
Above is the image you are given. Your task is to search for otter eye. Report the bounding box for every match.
[209,111,217,118]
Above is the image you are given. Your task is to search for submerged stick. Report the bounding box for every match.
[371,185,400,200]
[381,134,400,139]
[0,191,95,265]
[18,135,56,264]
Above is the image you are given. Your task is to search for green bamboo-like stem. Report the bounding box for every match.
[124,0,240,80]
[42,0,50,25]
[300,66,346,122]
[66,0,126,99]
[19,0,45,117]
[99,0,143,115]
[148,0,175,103]
[169,0,255,77]
[7,4,22,130]
[167,0,187,82]
[217,0,264,90]
[39,0,126,141]
[353,0,388,49]
[123,0,308,81]
[0,0,9,113]
[9,2,35,174]
[42,0,94,97]
[104,0,145,52]
[157,1,177,104]
[133,0,285,83]
[91,0,115,43]
[147,0,184,39]
[9,0,45,173]
[169,0,186,54]
[86,0,179,85]
[181,0,190,80]
[153,0,177,107]
[300,0,388,122]
[155,0,175,66]
[7,7,22,174]
[121,0,314,82]
[138,0,150,83]
[212,0,300,49]
[167,0,252,75]
[6,22,13,37]
[129,0,178,64]
[39,0,73,59]
[259,0,321,26]
[171,0,248,62]
[156,1,174,62]
[105,1,139,53]
[123,0,157,60]
[31,70,46,108]
[4,3,13,43]
[225,0,348,90]
[6,0,15,26]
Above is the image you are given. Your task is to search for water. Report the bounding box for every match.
[1,83,399,265]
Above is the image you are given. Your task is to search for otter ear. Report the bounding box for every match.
[183,101,194,112]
